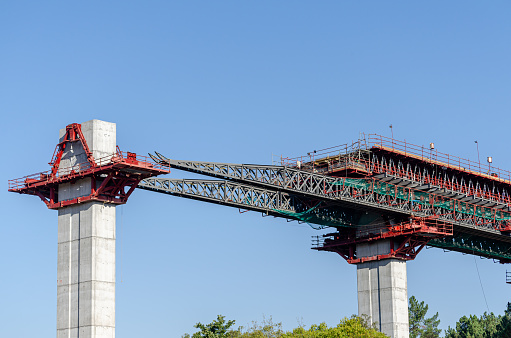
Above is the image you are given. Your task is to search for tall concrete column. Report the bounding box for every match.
[56,120,116,338]
[356,240,409,338]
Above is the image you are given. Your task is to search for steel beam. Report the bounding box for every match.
[138,177,358,227]
[149,154,511,241]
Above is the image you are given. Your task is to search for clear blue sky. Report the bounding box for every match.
[1,1,511,337]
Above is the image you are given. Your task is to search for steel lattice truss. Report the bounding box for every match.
[138,178,360,228]
[137,152,511,263]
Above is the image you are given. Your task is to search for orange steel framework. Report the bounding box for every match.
[8,123,169,209]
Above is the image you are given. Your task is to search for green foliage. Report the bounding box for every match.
[445,314,496,338]
[275,315,385,337]
[445,303,511,338]
[230,316,284,338]
[186,301,511,338]
[496,303,511,338]
[183,315,388,338]
[408,296,441,338]
[183,315,236,338]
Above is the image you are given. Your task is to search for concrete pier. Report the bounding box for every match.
[356,240,409,338]
[56,120,116,338]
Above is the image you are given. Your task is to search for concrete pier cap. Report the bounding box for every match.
[57,119,117,338]
[356,240,409,338]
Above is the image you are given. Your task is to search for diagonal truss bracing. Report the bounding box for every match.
[138,178,358,227]
[139,177,293,214]
[149,154,336,195]
[148,154,511,240]
[139,153,511,262]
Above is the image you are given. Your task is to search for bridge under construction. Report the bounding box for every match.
[9,120,511,338]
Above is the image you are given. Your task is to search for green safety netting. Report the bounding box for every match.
[332,178,511,222]
[246,177,511,230]
[272,203,353,230]
[241,195,349,229]
[429,236,511,260]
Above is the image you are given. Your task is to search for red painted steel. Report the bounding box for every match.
[370,157,511,205]
[282,134,511,185]
[308,154,511,206]
[315,217,452,263]
[9,123,170,209]
[49,123,96,177]
[292,134,511,263]
[368,135,511,183]
[323,177,511,231]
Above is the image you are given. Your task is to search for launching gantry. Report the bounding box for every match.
[10,121,511,338]
[141,135,511,264]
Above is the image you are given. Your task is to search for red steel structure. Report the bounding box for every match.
[8,123,169,209]
[283,134,511,196]
[281,134,511,263]
[314,217,453,264]
[9,126,511,265]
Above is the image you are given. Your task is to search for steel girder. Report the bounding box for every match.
[148,153,339,196]
[429,234,511,262]
[139,154,511,262]
[138,177,359,227]
[148,153,511,241]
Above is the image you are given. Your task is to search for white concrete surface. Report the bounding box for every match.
[57,120,116,338]
[356,241,409,338]
[58,120,116,176]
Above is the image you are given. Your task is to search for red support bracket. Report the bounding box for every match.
[9,122,170,209]
[313,217,453,264]
[49,123,97,178]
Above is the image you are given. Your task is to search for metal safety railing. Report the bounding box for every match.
[308,157,370,175]
[311,219,453,249]
[8,148,169,190]
[280,134,511,183]
[367,134,511,183]
[280,139,369,168]
[311,235,326,249]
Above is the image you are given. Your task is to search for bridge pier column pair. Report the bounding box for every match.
[356,240,409,338]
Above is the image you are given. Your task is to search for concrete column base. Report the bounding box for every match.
[57,202,116,338]
[356,241,409,338]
